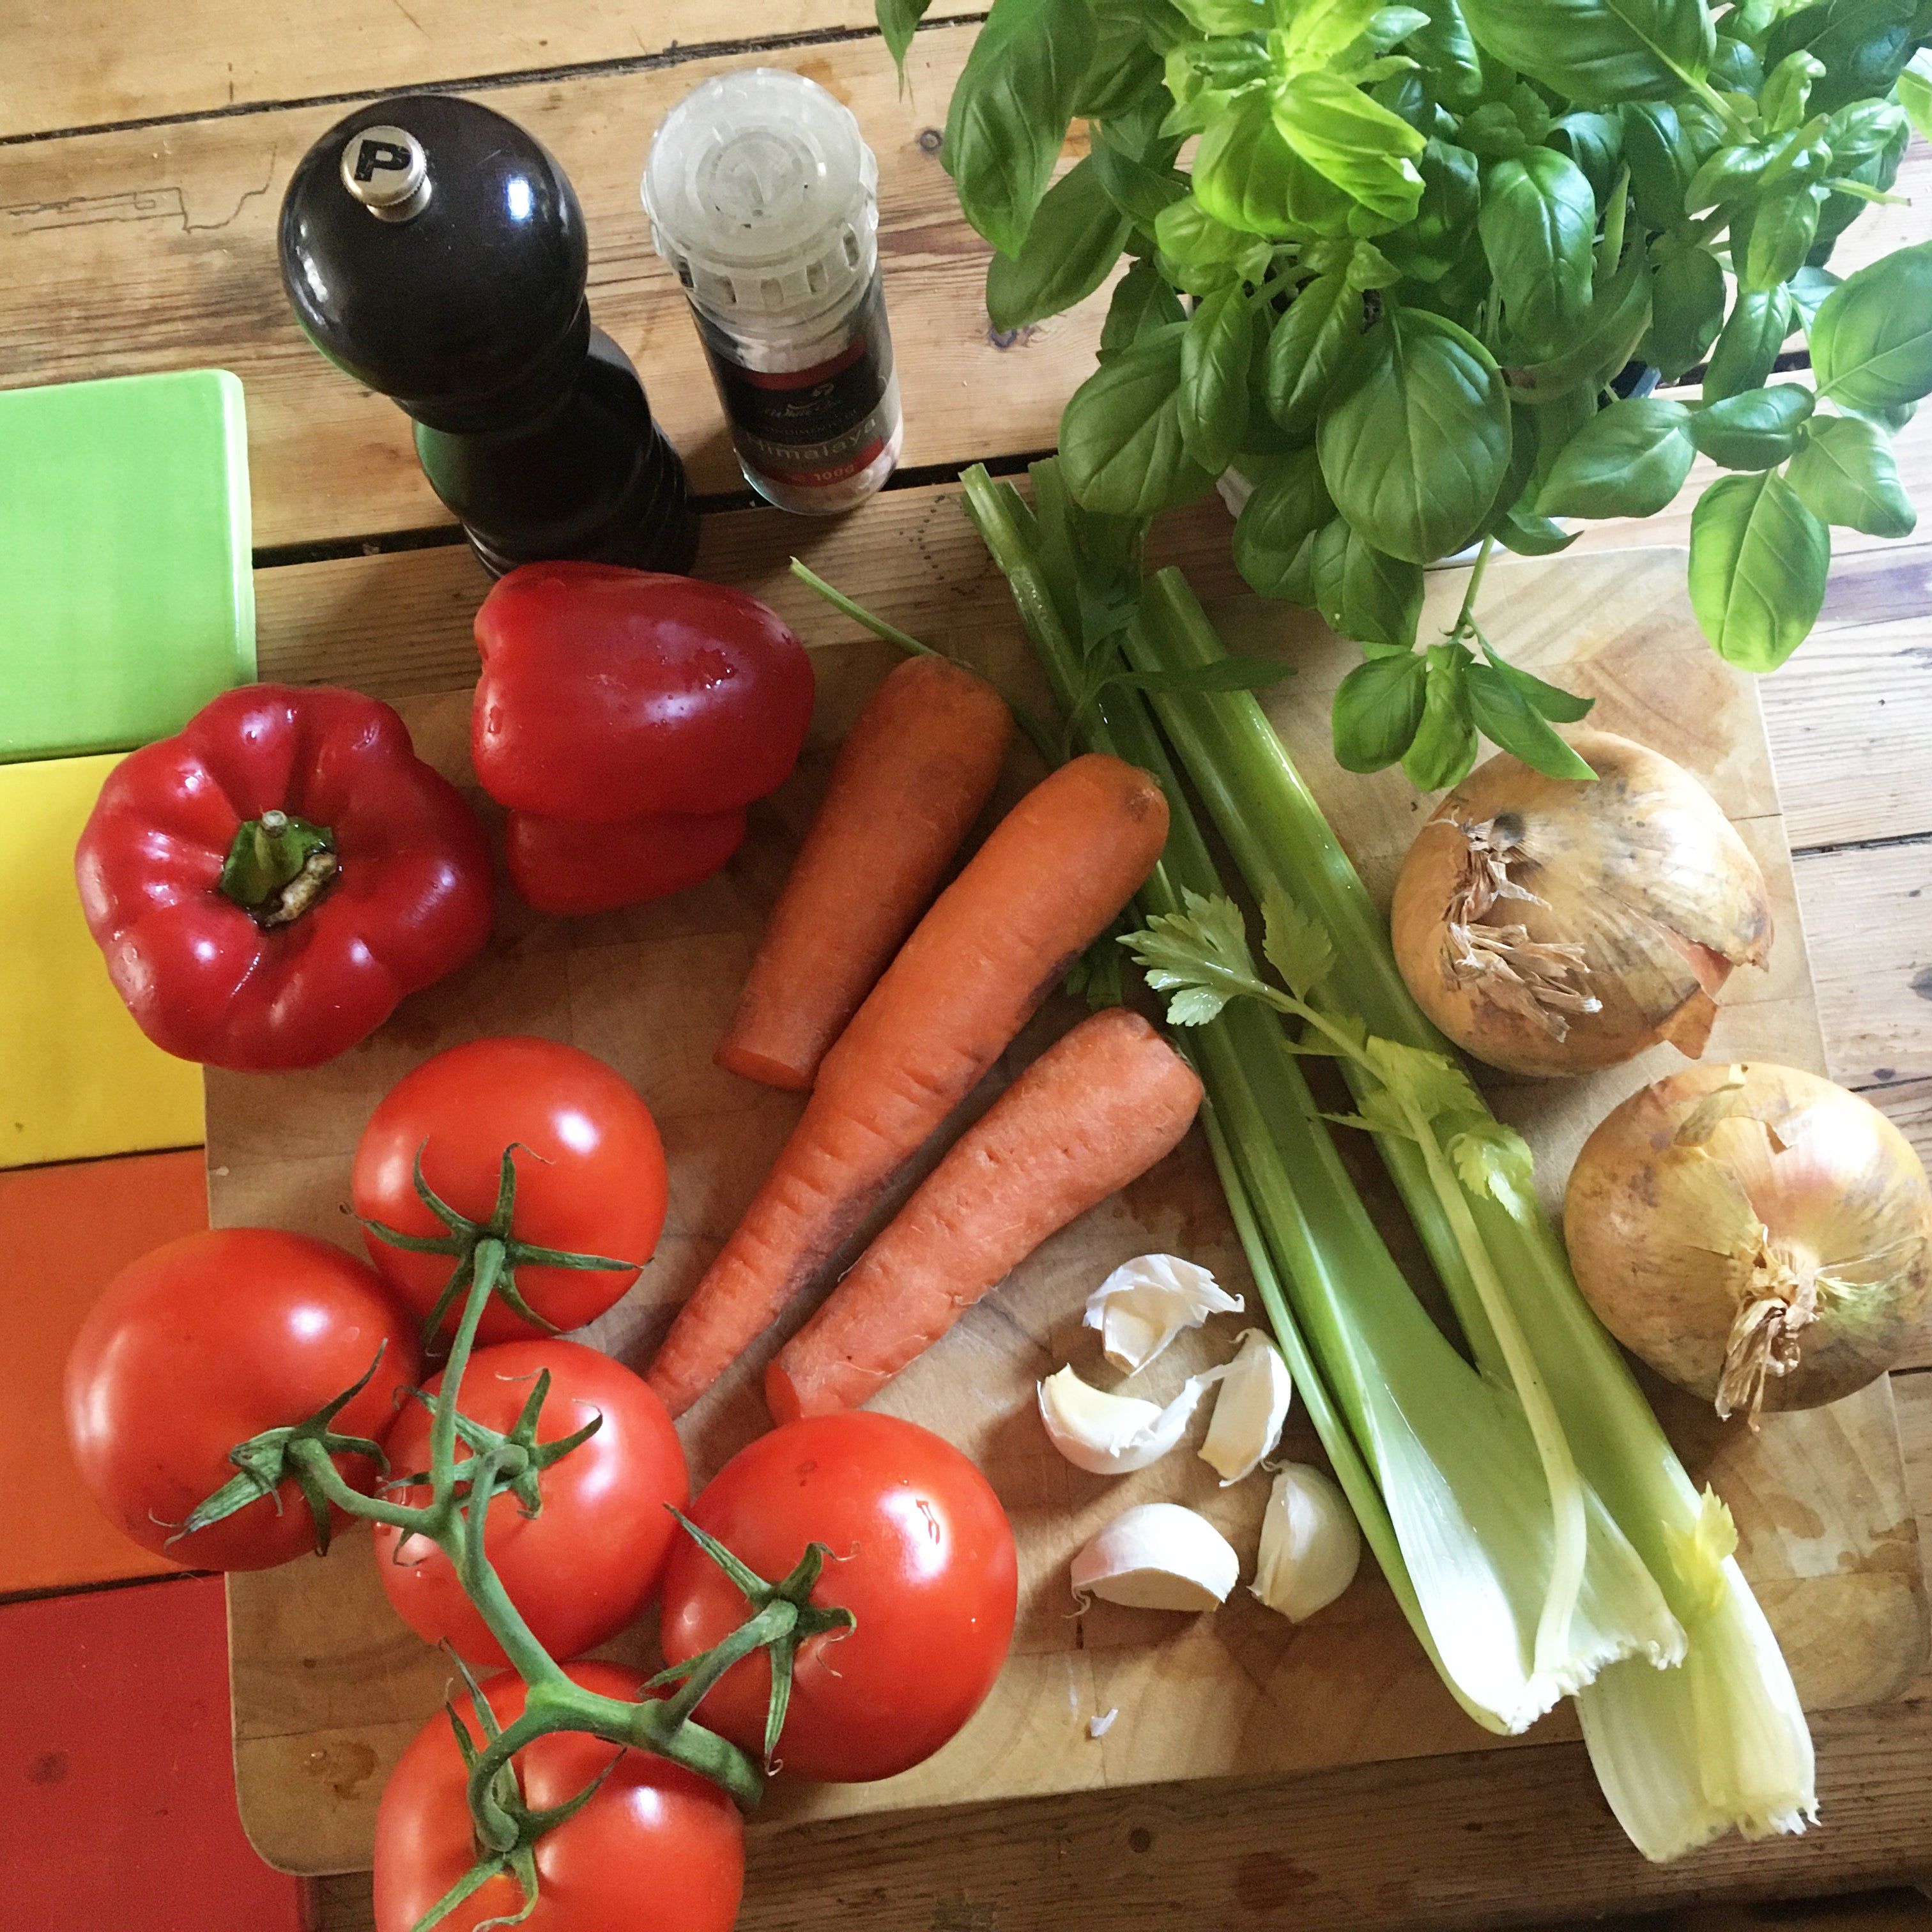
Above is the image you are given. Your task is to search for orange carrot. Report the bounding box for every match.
[648,753,1170,1416]
[716,656,1013,1091]
[765,1008,1203,1422]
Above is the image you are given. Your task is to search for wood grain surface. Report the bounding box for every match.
[8,1,1931,1924]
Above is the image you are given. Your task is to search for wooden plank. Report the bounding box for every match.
[1797,838,1932,1093]
[0,3,977,139]
[0,29,1099,548]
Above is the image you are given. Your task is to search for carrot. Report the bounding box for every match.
[647,753,1170,1416]
[716,656,1013,1091]
[765,1008,1203,1421]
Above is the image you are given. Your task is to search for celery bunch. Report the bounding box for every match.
[958,457,1814,1860]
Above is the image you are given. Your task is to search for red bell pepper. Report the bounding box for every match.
[76,685,493,1071]
[471,563,814,914]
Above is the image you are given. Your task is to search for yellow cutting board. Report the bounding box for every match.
[0,753,203,1167]
[215,546,1926,1876]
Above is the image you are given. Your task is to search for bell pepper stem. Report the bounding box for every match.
[217,809,339,924]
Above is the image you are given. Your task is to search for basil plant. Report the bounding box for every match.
[884,0,1932,787]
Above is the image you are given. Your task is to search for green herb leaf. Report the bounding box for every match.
[1270,70,1427,222]
[1195,89,1361,236]
[1788,263,1841,332]
[1075,0,1181,118]
[1689,383,1815,469]
[1319,307,1513,562]
[1480,640,1595,721]
[1760,48,1826,128]
[943,0,1096,257]
[1261,886,1337,998]
[878,0,934,82]
[1465,662,1598,776]
[1639,240,1727,380]
[1090,132,1188,229]
[1312,517,1427,646]
[1408,0,1486,103]
[1478,148,1600,356]
[1549,110,1626,200]
[1363,1034,1489,1134]
[1333,645,1429,770]
[1687,470,1830,670]
[1495,505,1581,553]
[1703,286,1796,402]
[1174,0,1271,29]
[1402,642,1480,789]
[1763,0,1919,114]
[1811,240,1932,415]
[1381,138,1482,284]
[986,158,1133,330]
[1786,413,1917,535]
[1153,194,1273,294]
[1457,0,1715,107]
[1742,180,1826,293]
[1179,283,1257,472]
[1100,256,1189,360]
[1123,888,1268,1027]
[1505,236,1652,404]
[1897,49,1932,144]
[1683,141,1770,213]
[1062,323,1220,516]
[1447,1119,1538,1203]
[1265,273,1367,433]
[1619,102,1704,229]
[1539,395,1692,518]
[1233,448,1335,599]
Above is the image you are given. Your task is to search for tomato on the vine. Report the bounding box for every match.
[659,1413,1018,1782]
[63,1229,420,1570]
[373,1339,687,1666]
[352,1036,667,1343]
[372,1662,744,1932]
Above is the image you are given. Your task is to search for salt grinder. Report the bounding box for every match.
[280,95,697,576]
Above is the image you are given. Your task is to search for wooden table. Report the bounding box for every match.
[6,8,1931,1928]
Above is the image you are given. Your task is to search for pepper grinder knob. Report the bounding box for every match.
[280,95,696,576]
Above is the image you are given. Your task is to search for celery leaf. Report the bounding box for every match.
[1261,885,1335,999]
[1121,890,1270,1025]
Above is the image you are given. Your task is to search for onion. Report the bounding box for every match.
[1565,1062,1932,1423]
[1390,732,1772,1078]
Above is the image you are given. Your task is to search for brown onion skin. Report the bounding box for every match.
[1390,732,1771,1078]
[1564,1062,1932,1415]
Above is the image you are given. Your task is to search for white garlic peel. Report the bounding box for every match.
[1198,1328,1294,1484]
[1082,1254,1243,1373]
[1071,1502,1241,1611]
[1088,1708,1118,1739]
[1252,1464,1361,1623]
[1037,1363,1222,1475]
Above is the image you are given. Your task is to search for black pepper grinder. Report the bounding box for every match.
[279,95,698,576]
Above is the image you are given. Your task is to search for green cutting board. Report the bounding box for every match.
[0,369,254,762]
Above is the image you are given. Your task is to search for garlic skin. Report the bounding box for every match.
[1071,1503,1241,1611]
[1037,1364,1218,1475]
[1390,732,1771,1078]
[1252,1464,1361,1622]
[1199,1329,1294,1483]
[1083,1254,1243,1373]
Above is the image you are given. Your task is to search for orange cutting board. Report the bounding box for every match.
[215,546,1926,1874]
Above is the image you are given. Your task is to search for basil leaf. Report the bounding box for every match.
[1506,237,1652,402]
[1898,50,1932,144]
[1684,140,1772,213]
[1457,0,1715,107]
[1270,70,1427,223]
[1466,664,1597,776]
[1091,133,1188,229]
[878,0,933,80]
[1535,396,1696,515]
[1689,383,1815,468]
[1710,32,1763,90]
[1742,181,1825,292]
[1764,0,1918,112]
[1482,644,1595,720]
[1461,100,1532,159]
[1381,139,1481,283]
[1786,413,1917,535]
[1687,470,1830,670]
[1100,256,1188,360]
[1232,448,1334,599]
[1075,0,1176,118]
[1179,284,1257,472]
[1703,286,1796,402]
[1550,110,1625,200]
[1194,91,1363,237]
[1811,241,1932,414]
[1402,644,1480,789]
[1174,0,1271,28]
[1311,519,1427,647]
[1788,263,1841,331]
[1639,241,1726,379]
[1332,646,1429,771]
[1265,273,1366,431]
[1318,307,1513,562]
[944,0,1096,257]
[987,159,1134,330]
[1408,0,1486,106]
[1760,49,1825,128]
[1619,102,1705,228]
[1061,323,1220,515]
[1496,505,1581,552]
[1478,147,1598,355]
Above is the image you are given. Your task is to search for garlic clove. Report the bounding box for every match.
[1082,1254,1244,1372]
[1071,1501,1241,1611]
[1198,1328,1294,1484]
[1252,1464,1361,1622]
[1037,1364,1218,1476]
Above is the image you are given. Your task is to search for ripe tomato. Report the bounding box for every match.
[373,1339,687,1666]
[373,1661,744,1932]
[352,1036,667,1344]
[64,1229,420,1570]
[659,1413,1017,1782]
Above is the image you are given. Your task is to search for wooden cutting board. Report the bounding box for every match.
[217,545,1928,1876]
